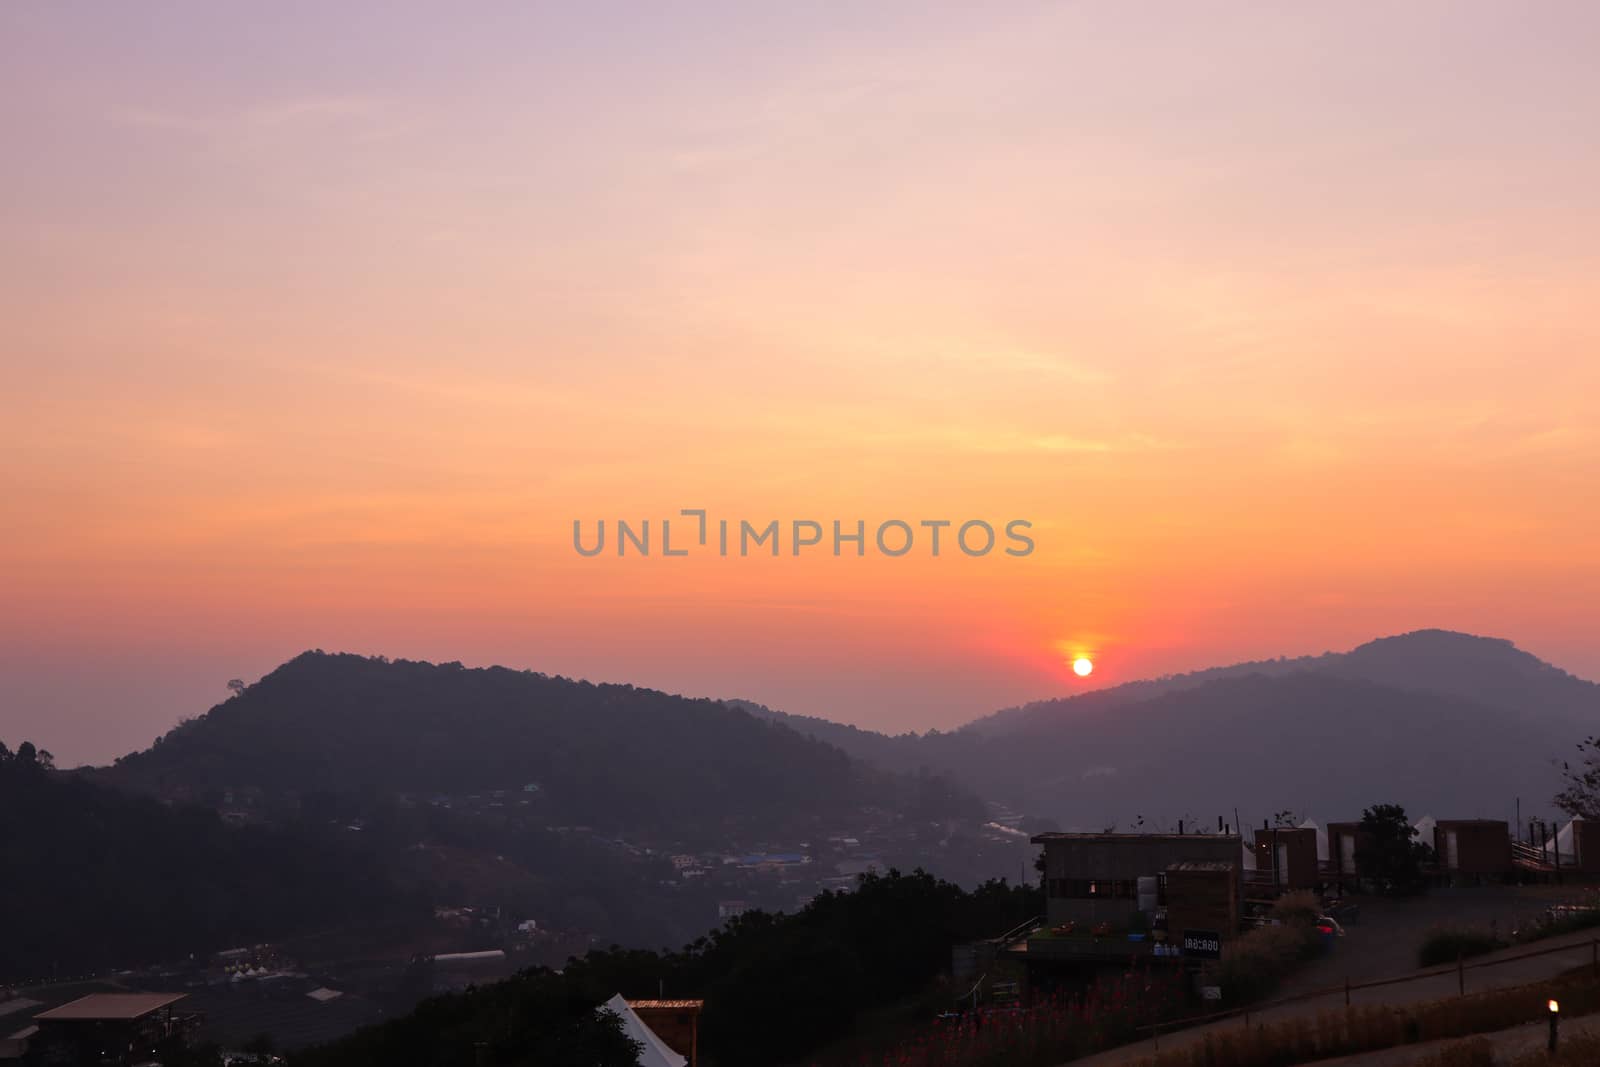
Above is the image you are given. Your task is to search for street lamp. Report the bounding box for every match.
[1548,999,1560,1053]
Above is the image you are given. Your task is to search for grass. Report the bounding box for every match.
[1210,893,1326,1006]
[1413,1032,1600,1066]
[1134,967,1600,1067]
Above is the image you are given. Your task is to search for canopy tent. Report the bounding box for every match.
[1298,819,1329,863]
[1540,817,1580,866]
[601,994,687,1067]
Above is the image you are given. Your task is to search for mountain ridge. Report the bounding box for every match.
[733,629,1599,825]
[99,650,985,841]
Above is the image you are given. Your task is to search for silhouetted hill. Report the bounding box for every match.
[103,652,982,840]
[737,631,1600,826]
[1323,630,1598,725]
[0,740,417,982]
[964,630,1596,740]
[724,698,922,769]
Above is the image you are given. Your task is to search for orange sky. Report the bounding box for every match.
[3,3,1598,765]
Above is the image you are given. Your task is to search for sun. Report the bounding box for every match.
[1073,656,1094,677]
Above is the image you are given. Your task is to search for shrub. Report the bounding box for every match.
[1417,926,1507,968]
[1270,891,1321,925]
[1213,919,1323,1005]
[1512,898,1600,945]
[862,965,1191,1067]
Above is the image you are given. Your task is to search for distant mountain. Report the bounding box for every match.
[725,698,923,768]
[102,652,982,842]
[1320,631,1597,724]
[735,631,1600,827]
[0,741,416,982]
[963,630,1596,740]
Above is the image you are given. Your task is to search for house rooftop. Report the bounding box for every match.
[35,993,185,1022]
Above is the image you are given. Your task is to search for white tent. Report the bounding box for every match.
[1541,818,1580,866]
[601,994,687,1067]
[1298,819,1329,863]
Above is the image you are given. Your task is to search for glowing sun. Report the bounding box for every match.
[1073,657,1094,677]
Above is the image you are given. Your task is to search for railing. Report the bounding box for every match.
[1512,841,1546,863]
[1512,839,1586,869]
[991,915,1044,949]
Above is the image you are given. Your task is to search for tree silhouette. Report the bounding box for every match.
[1355,803,1430,894]
[1556,736,1600,820]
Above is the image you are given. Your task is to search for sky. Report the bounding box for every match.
[3,2,1598,766]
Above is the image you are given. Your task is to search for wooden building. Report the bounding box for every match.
[1572,819,1600,874]
[627,1001,702,1067]
[1326,822,1373,883]
[28,993,190,1066]
[1031,832,1242,927]
[1434,819,1512,877]
[1164,861,1241,949]
[1251,827,1319,891]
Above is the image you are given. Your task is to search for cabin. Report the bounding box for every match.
[1250,827,1319,891]
[1571,819,1600,874]
[1031,831,1242,927]
[1434,819,1512,879]
[28,993,190,1066]
[1326,821,1373,883]
[1164,861,1241,949]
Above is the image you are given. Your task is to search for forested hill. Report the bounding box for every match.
[295,870,1042,1067]
[0,740,418,982]
[733,630,1600,825]
[101,652,982,837]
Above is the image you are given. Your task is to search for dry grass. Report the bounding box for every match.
[1135,970,1600,1067]
[1212,918,1323,1006]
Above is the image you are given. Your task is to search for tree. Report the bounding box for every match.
[1555,736,1600,820]
[1355,803,1430,894]
[227,679,246,698]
